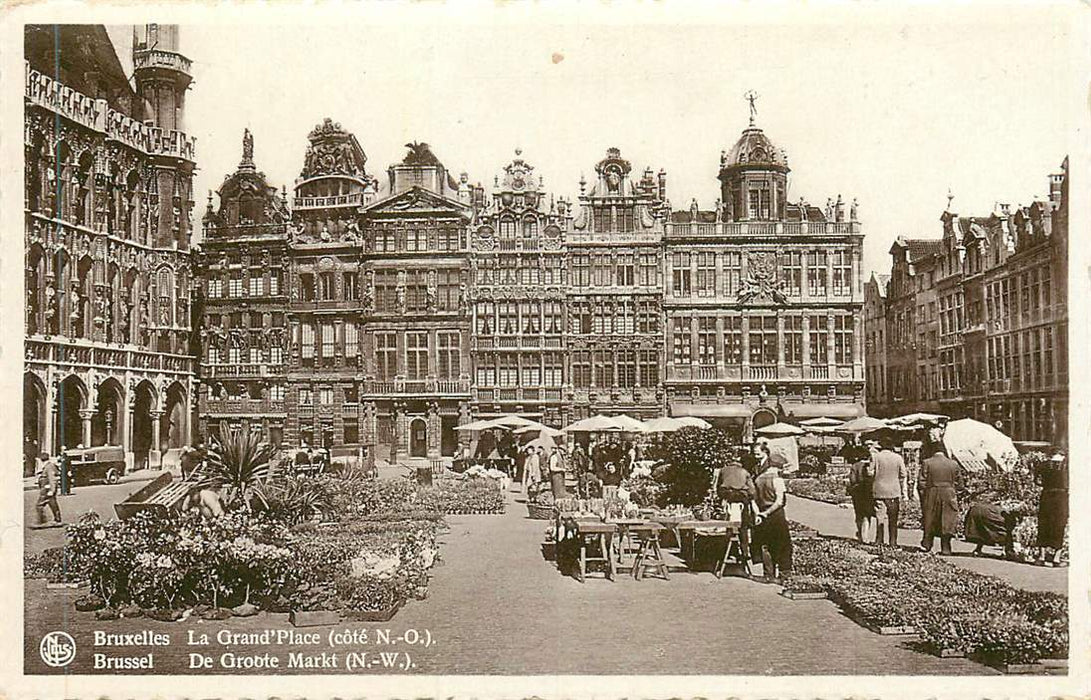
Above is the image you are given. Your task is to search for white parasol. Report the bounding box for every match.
[755,422,805,437]
[942,418,1018,472]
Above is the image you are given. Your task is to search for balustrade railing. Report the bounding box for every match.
[747,365,777,380]
[27,338,195,374]
[664,220,859,238]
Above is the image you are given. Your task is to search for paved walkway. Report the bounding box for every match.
[390,487,988,674]
[787,494,1066,594]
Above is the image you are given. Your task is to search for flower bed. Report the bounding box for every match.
[788,476,925,530]
[421,478,505,515]
[783,537,1067,665]
[29,470,447,620]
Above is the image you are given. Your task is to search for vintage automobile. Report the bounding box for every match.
[63,445,125,486]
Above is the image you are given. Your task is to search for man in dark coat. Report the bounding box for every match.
[918,447,961,554]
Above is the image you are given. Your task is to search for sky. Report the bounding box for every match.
[107,4,1080,278]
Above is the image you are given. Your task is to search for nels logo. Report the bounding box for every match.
[40,631,76,668]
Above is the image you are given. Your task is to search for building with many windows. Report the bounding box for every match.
[567,148,668,420]
[24,24,198,473]
[193,114,871,456]
[470,151,573,426]
[867,160,1068,446]
[663,117,866,433]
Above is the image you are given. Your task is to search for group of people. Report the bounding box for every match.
[846,435,1069,564]
[518,443,569,498]
[711,440,793,583]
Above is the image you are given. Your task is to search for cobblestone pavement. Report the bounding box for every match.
[786,495,1067,594]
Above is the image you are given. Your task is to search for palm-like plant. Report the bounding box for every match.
[196,425,276,509]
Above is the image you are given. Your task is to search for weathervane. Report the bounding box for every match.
[744,89,759,126]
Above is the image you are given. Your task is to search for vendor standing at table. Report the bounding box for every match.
[548,446,567,498]
[713,458,756,556]
[750,446,792,582]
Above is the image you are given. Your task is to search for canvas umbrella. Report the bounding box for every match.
[675,416,712,429]
[837,416,888,434]
[755,422,805,437]
[942,418,1018,472]
[491,414,543,430]
[514,424,564,437]
[610,414,648,433]
[888,413,949,428]
[799,417,844,428]
[643,416,687,433]
[455,418,503,432]
[563,414,624,433]
[525,434,558,451]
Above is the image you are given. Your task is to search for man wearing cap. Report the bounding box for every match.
[750,445,792,581]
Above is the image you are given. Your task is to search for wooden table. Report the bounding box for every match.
[677,520,744,575]
[608,518,646,564]
[572,521,617,582]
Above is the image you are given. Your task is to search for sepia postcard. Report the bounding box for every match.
[0,1,1087,698]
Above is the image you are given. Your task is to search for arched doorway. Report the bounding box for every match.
[23,374,46,475]
[58,375,87,450]
[163,382,188,450]
[409,418,428,458]
[131,381,156,469]
[91,378,124,446]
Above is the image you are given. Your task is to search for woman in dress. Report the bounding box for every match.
[1036,451,1068,566]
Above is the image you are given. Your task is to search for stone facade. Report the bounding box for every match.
[23,24,198,474]
[867,161,1069,447]
[195,118,869,454]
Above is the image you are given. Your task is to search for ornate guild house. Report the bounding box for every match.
[24,25,198,473]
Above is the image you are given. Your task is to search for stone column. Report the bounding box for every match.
[79,408,94,448]
[44,374,56,456]
[802,315,811,373]
[427,401,441,458]
[150,409,164,468]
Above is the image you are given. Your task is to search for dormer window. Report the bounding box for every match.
[748,187,771,220]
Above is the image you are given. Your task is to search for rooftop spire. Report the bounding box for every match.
[239,128,255,171]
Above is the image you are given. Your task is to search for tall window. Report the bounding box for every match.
[375,332,398,380]
[520,261,540,286]
[438,269,459,310]
[301,323,315,367]
[437,226,460,251]
[696,252,716,298]
[476,354,496,386]
[406,331,428,380]
[499,302,518,335]
[834,315,853,364]
[832,250,852,296]
[781,251,802,297]
[269,384,285,402]
[807,251,827,296]
[522,217,538,239]
[749,316,777,365]
[672,252,691,297]
[571,301,592,334]
[595,349,614,387]
[544,302,564,334]
[249,347,261,364]
[499,258,518,285]
[319,272,336,301]
[269,270,280,295]
[320,323,335,366]
[345,322,359,365]
[249,270,263,296]
[616,253,635,286]
[723,316,743,365]
[1043,327,1054,385]
[698,317,717,365]
[723,251,742,297]
[405,271,427,311]
[343,271,359,300]
[299,273,315,301]
[617,348,636,388]
[319,387,334,405]
[593,207,611,232]
[543,352,563,386]
[785,316,803,364]
[637,300,659,334]
[672,318,692,364]
[809,315,829,364]
[375,227,397,253]
[498,218,516,245]
[522,302,541,334]
[375,271,398,312]
[543,256,563,285]
[270,346,283,365]
[498,354,518,386]
[572,254,590,287]
[639,349,659,386]
[208,278,222,298]
[639,253,659,287]
[229,271,243,298]
[748,187,771,219]
[437,331,460,379]
[572,350,591,388]
[298,387,312,405]
[475,302,494,335]
[593,255,612,287]
[522,357,541,386]
[208,346,220,364]
[406,228,427,252]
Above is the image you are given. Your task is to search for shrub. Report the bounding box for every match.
[647,427,737,506]
[197,425,277,509]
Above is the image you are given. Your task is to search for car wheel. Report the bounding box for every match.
[104,468,120,485]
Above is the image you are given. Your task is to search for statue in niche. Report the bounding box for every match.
[44,282,56,321]
[69,282,81,321]
[320,224,332,242]
[426,271,438,311]
[458,282,468,311]
[362,272,374,312]
[395,285,406,314]
[345,220,360,240]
